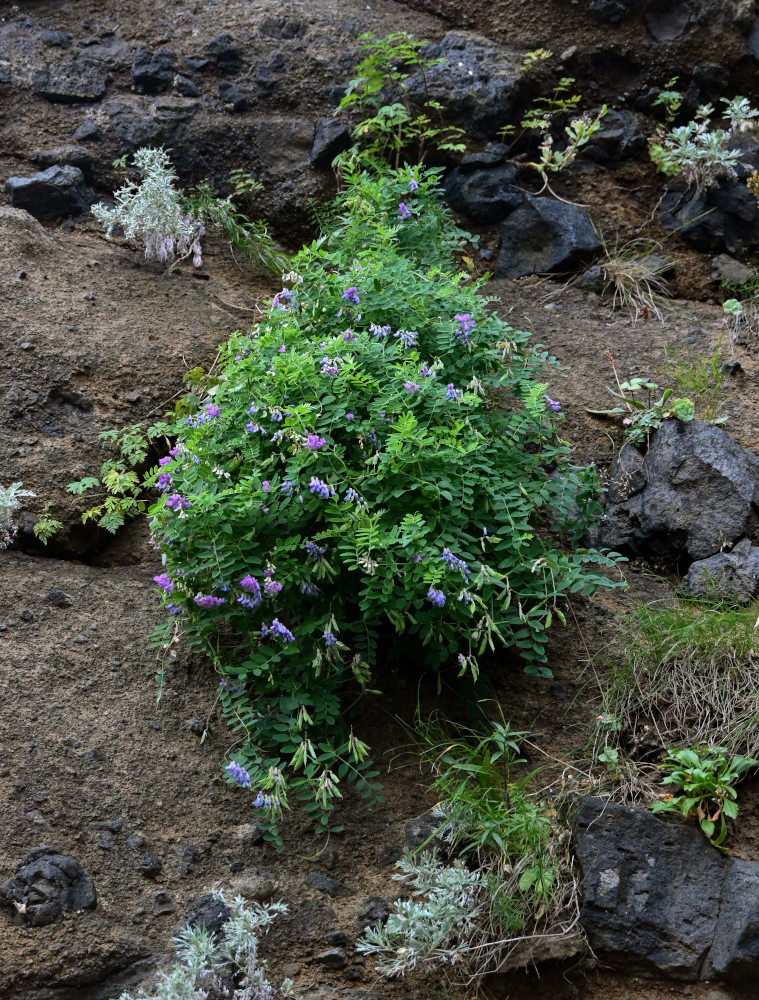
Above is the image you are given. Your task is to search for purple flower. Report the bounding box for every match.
[342,328,356,342]
[427,587,446,608]
[167,603,182,616]
[264,578,283,596]
[301,581,320,596]
[454,313,476,344]
[445,384,463,401]
[246,422,260,433]
[272,288,294,310]
[408,172,419,192]
[194,594,225,608]
[166,494,191,510]
[252,790,280,809]
[237,593,260,610]
[262,481,270,492]
[226,760,251,788]
[441,547,470,580]
[342,286,360,305]
[323,630,338,647]
[153,573,173,592]
[545,396,561,412]
[240,574,261,599]
[157,472,172,490]
[398,202,411,220]
[169,443,185,457]
[269,408,284,422]
[278,345,286,353]
[403,381,420,393]
[158,456,172,467]
[305,540,326,560]
[309,477,334,499]
[394,329,418,349]
[261,618,295,643]
[346,412,355,420]
[370,323,391,340]
[344,487,361,503]
[305,434,326,450]
[457,589,473,603]
[420,364,433,377]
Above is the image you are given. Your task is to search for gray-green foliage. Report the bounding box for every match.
[115,893,288,1000]
[0,481,35,549]
[357,851,485,976]
[359,720,579,984]
[650,95,759,190]
[93,148,205,264]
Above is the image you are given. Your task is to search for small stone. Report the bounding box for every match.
[151,890,176,916]
[124,390,141,403]
[281,962,301,978]
[17,269,27,279]
[186,718,205,735]
[19,609,33,622]
[24,810,51,830]
[127,833,146,849]
[326,929,348,945]
[357,896,391,929]
[233,822,264,847]
[20,342,33,350]
[306,872,355,897]
[229,860,245,872]
[185,893,231,935]
[232,875,276,901]
[314,948,348,969]
[90,818,123,832]
[174,74,200,97]
[139,854,163,878]
[73,635,88,644]
[98,833,115,850]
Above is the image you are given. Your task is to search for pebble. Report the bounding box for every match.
[306,872,355,897]
[98,833,115,850]
[48,590,72,607]
[151,890,176,916]
[18,269,27,279]
[314,948,348,969]
[232,874,276,901]
[326,929,348,945]
[139,853,163,878]
[127,833,146,849]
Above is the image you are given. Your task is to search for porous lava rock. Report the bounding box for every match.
[597,420,759,562]
[576,798,759,986]
[495,196,601,278]
[5,165,94,220]
[1,847,97,926]
[407,31,525,139]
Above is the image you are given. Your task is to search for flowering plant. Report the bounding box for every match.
[147,162,621,842]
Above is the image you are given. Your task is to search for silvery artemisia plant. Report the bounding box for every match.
[650,95,759,190]
[0,481,35,549]
[146,160,622,845]
[92,148,204,265]
[114,893,289,1000]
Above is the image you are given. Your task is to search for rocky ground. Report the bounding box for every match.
[3,1,759,998]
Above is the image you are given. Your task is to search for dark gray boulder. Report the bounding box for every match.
[32,59,108,103]
[495,196,600,278]
[406,32,525,139]
[445,146,522,222]
[1,846,97,926]
[589,0,649,23]
[131,49,176,94]
[704,860,759,985]
[204,32,244,73]
[310,117,351,166]
[598,421,759,562]
[645,3,693,41]
[683,538,759,603]
[576,797,727,979]
[577,798,759,986]
[5,165,94,219]
[580,109,646,165]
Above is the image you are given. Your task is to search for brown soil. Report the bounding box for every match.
[2,2,759,999]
